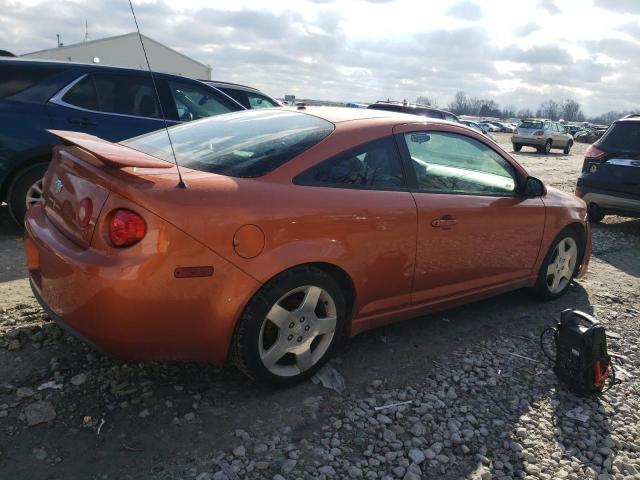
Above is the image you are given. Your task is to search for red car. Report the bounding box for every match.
[24,107,591,384]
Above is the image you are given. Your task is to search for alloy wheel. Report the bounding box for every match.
[258,285,337,377]
[25,178,44,209]
[546,237,578,293]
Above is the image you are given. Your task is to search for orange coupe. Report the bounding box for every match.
[24,108,591,384]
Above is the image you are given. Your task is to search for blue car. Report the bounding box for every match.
[576,114,640,222]
[0,58,248,224]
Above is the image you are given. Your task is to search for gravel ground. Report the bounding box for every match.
[0,133,639,480]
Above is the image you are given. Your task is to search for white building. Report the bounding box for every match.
[21,33,211,80]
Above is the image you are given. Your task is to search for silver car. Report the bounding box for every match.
[512,119,574,154]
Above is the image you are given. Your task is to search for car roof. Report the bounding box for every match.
[369,101,456,116]
[203,80,261,92]
[0,57,180,78]
[287,106,459,127]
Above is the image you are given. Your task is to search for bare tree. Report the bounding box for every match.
[416,95,437,107]
[517,108,533,118]
[561,99,585,122]
[502,104,517,119]
[537,100,561,120]
[448,91,468,115]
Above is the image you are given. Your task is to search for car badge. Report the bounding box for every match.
[54,178,64,193]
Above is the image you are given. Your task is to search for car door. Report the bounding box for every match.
[48,72,174,141]
[294,136,417,323]
[394,125,546,304]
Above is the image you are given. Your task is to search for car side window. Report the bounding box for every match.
[444,113,457,122]
[296,137,405,189]
[89,73,161,118]
[247,93,278,109]
[167,81,233,121]
[404,131,516,196]
[61,75,98,111]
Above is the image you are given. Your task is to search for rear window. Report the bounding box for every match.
[0,65,62,98]
[599,122,640,151]
[121,110,334,178]
[518,120,544,129]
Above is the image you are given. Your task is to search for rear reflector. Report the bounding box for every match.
[77,198,93,228]
[585,145,607,161]
[109,209,146,247]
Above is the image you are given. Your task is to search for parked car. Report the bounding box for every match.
[481,121,515,133]
[0,58,246,225]
[512,119,573,154]
[575,115,640,222]
[460,120,497,140]
[367,100,459,122]
[574,127,607,144]
[25,107,591,385]
[202,80,280,109]
[480,121,501,132]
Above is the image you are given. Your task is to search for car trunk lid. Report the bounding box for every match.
[42,130,175,248]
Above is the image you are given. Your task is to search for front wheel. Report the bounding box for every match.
[533,229,582,300]
[231,266,346,385]
[543,140,552,154]
[7,163,49,226]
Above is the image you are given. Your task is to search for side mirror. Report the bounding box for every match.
[524,176,545,197]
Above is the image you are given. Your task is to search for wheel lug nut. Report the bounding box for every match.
[305,325,310,331]
[300,317,305,323]
[297,336,303,342]
[288,334,293,341]
[289,322,295,329]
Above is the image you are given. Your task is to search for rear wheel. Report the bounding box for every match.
[588,203,605,223]
[563,141,573,155]
[232,266,346,385]
[533,229,582,300]
[7,163,49,226]
[543,140,552,154]
[513,143,522,152]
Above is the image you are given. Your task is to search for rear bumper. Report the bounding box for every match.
[24,203,260,364]
[511,135,546,146]
[581,189,640,216]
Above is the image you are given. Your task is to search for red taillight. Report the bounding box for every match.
[77,198,93,228]
[585,144,606,161]
[109,209,146,247]
[533,130,544,136]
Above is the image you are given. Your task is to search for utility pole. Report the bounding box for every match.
[56,34,62,48]
[84,20,90,42]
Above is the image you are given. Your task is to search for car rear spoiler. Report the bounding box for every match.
[47,130,173,169]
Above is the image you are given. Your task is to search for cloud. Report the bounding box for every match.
[513,22,541,37]
[502,45,574,65]
[446,1,484,21]
[537,0,561,15]
[594,0,640,14]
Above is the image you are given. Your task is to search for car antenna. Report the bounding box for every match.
[128,0,186,189]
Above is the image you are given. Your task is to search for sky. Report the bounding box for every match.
[1,0,639,116]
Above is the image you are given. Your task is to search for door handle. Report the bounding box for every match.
[68,117,97,126]
[431,215,457,228]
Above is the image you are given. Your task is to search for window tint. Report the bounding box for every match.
[518,120,543,129]
[88,73,161,118]
[122,110,334,178]
[168,81,233,121]
[296,137,405,188]
[219,87,249,108]
[0,65,62,98]
[444,113,458,122]
[62,75,98,110]
[404,131,516,196]
[599,122,640,151]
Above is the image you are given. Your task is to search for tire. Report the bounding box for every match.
[543,140,552,154]
[231,266,347,385]
[7,163,49,226]
[563,141,573,155]
[533,228,583,300]
[588,203,605,223]
[513,144,522,152]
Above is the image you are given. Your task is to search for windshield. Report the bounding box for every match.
[122,110,334,178]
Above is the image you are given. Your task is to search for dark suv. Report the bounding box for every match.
[576,114,640,222]
[0,58,247,224]
[367,101,459,122]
